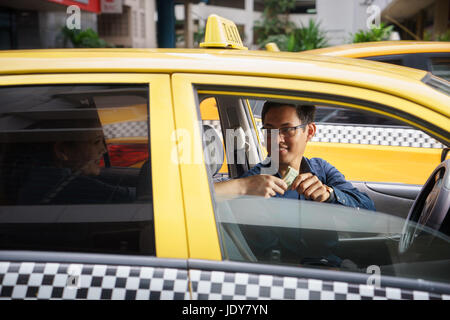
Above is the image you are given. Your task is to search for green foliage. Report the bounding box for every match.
[352,23,394,43]
[255,0,328,52]
[254,0,296,46]
[287,19,328,51]
[424,30,450,41]
[437,31,450,41]
[61,27,114,48]
[193,27,205,47]
[423,31,432,41]
[260,20,328,52]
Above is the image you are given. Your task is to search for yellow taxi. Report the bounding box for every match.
[0,15,449,301]
[304,41,450,80]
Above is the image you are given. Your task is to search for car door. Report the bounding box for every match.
[171,72,450,300]
[0,73,191,300]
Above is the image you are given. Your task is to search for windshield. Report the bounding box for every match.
[215,195,450,285]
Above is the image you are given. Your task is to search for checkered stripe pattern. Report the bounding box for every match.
[189,270,450,300]
[0,262,189,300]
[312,125,444,148]
[103,121,148,139]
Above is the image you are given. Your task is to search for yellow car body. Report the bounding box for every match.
[0,15,449,300]
[1,47,449,259]
[304,41,450,58]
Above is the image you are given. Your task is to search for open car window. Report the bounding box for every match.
[199,90,445,185]
[195,85,450,286]
[430,58,450,82]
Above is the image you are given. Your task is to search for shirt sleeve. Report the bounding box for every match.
[238,163,262,178]
[318,159,376,211]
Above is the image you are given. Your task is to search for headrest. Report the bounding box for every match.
[202,124,224,176]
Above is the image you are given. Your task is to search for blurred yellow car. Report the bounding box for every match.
[304,41,450,81]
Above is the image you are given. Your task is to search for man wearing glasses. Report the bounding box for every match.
[215,101,375,211]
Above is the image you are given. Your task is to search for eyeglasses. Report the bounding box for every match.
[261,123,308,138]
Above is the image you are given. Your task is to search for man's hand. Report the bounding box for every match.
[242,175,288,198]
[291,173,330,202]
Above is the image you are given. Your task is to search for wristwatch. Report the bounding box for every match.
[325,185,335,203]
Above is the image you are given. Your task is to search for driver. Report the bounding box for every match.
[216,101,375,211]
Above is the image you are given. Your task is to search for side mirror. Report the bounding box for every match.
[442,148,449,163]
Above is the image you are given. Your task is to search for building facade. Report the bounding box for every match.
[98,0,157,48]
[1,0,446,50]
[175,0,397,49]
[381,0,449,40]
[0,0,99,49]
[0,0,158,49]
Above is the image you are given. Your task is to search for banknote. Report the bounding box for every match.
[282,166,299,189]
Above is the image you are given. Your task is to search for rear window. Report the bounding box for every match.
[373,59,403,66]
[314,106,404,126]
[431,58,450,82]
[363,56,404,67]
[0,85,155,255]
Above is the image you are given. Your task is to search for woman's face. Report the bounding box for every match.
[62,131,107,176]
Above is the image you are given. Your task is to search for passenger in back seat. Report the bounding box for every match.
[6,118,136,205]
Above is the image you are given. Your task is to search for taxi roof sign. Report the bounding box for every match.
[200,15,247,50]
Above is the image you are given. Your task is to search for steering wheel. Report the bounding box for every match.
[399,160,450,254]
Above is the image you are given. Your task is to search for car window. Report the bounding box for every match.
[430,58,450,82]
[0,84,155,255]
[215,195,450,285]
[371,58,404,67]
[314,106,404,126]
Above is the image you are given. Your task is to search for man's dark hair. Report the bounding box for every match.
[261,101,316,127]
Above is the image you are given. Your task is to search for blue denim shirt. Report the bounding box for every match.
[237,157,375,267]
[240,157,376,211]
